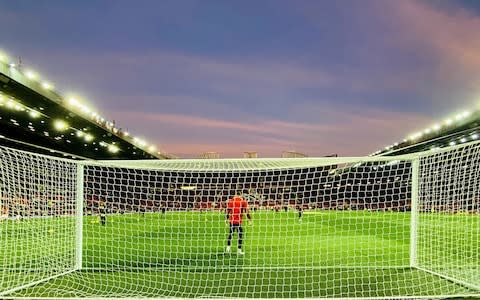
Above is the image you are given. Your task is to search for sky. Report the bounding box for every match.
[1,0,480,158]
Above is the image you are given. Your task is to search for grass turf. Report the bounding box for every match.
[1,210,479,298]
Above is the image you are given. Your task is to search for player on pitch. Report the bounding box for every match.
[225,193,252,255]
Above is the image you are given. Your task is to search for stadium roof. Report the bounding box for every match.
[371,108,480,157]
[0,50,174,160]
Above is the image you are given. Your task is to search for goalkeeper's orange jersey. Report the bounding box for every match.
[227,196,248,225]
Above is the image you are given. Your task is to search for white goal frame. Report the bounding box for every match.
[1,141,480,298]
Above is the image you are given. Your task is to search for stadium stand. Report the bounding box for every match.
[0,53,173,160]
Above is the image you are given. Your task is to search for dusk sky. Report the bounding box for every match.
[2,0,480,158]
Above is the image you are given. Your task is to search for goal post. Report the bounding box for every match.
[0,143,479,298]
[75,164,84,271]
[409,158,420,268]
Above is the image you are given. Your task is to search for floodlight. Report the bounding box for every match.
[0,51,8,62]
[53,120,69,131]
[68,98,80,106]
[25,70,37,80]
[134,137,147,147]
[29,110,39,118]
[409,132,423,141]
[108,144,119,153]
[84,134,94,142]
[453,111,470,121]
[41,82,53,90]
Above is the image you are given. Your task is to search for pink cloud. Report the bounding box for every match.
[110,108,432,158]
[389,1,480,71]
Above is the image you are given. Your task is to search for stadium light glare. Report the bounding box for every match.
[460,138,467,143]
[409,132,423,141]
[108,144,120,153]
[80,106,91,114]
[134,137,147,147]
[445,118,453,125]
[53,120,69,131]
[68,98,80,106]
[76,131,84,137]
[148,145,156,152]
[449,141,456,146]
[29,110,39,118]
[84,134,94,142]
[453,111,470,121]
[41,82,53,90]
[25,70,38,80]
[472,134,479,140]
[432,124,441,131]
[9,63,16,68]
[6,100,14,109]
[0,51,8,63]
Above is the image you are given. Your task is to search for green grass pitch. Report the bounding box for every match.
[1,210,479,298]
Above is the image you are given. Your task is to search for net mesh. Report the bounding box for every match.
[417,142,480,290]
[0,144,478,298]
[0,147,77,295]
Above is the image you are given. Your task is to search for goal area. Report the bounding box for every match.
[0,143,479,299]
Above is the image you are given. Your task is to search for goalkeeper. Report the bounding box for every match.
[225,193,251,255]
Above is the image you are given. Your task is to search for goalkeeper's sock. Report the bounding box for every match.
[225,246,231,253]
[237,248,244,255]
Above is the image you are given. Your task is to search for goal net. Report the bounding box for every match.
[0,147,78,296]
[0,143,479,298]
